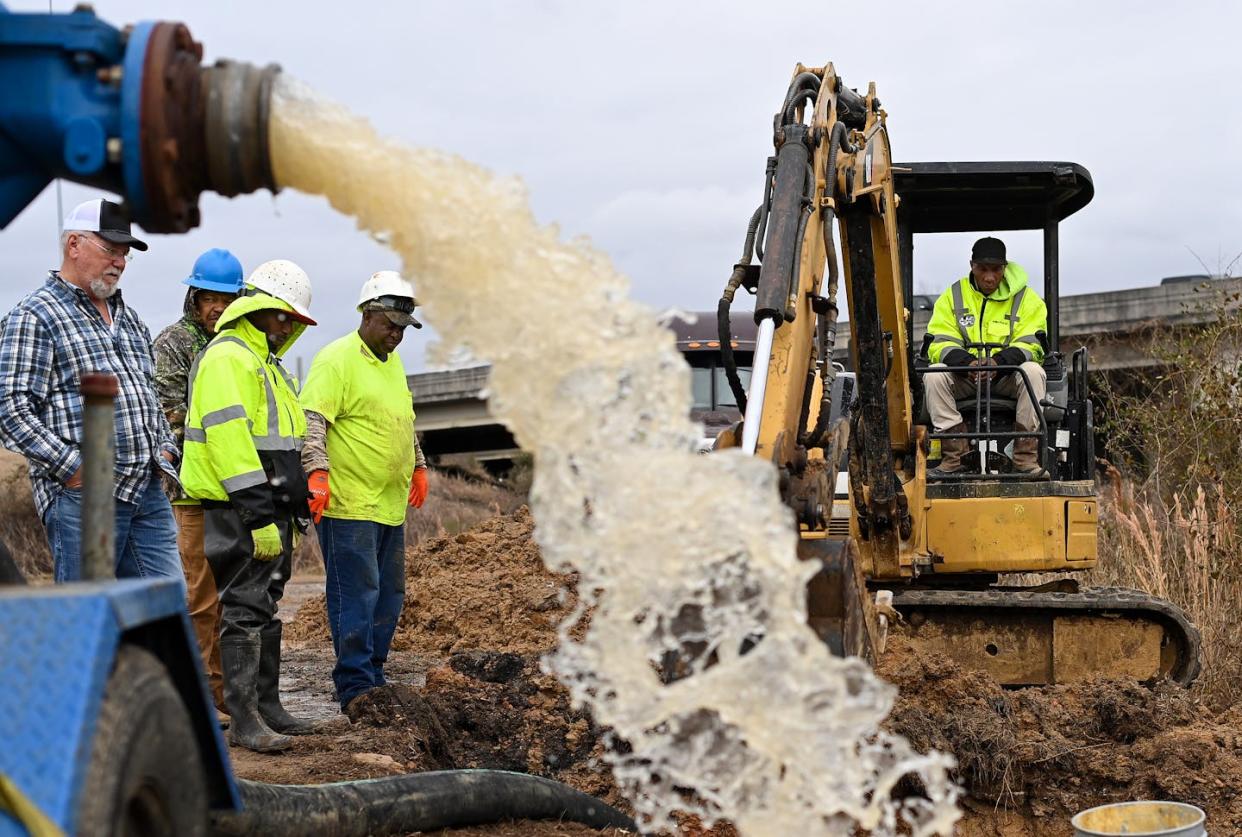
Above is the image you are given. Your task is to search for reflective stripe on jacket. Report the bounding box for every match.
[925,261,1047,365]
[180,292,310,528]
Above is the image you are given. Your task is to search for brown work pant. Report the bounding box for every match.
[924,361,1047,432]
[174,504,225,710]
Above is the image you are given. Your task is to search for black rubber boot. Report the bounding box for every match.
[258,622,318,735]
[221,635,294,753]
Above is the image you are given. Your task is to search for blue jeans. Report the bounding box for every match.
[45,477,184,585]
[318,517,405,708]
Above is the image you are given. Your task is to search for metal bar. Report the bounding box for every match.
[80,373,117,581]
[898,221,915,383]
[741,317,776,455]
[1044,215,1059,351]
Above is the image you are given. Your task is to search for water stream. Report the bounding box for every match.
[268,75,958,835]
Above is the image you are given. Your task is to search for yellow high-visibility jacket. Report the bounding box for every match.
[926,262,1047,367]
[180,292,309,528]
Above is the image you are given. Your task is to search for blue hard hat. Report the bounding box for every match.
[183,249,244,293]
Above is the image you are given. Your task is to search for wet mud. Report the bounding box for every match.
[247,511,1242,836]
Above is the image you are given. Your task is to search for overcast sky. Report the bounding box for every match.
[3,0,1240,372]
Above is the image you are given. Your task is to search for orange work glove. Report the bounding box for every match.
[307,469,330,523]
[408,467,428,509]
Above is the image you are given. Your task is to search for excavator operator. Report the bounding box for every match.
[924,237,1049,478]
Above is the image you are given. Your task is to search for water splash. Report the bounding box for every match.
[269,75,959,835]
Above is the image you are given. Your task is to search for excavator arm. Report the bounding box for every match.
[717,64,913,574]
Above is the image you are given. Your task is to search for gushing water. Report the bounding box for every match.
[269,76,959,835]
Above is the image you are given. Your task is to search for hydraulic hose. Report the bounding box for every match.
[779,71,821,126]
[719,206,764,413]
[210,771,637,837]
[803,121,856,450]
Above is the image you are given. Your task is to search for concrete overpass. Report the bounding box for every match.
[410,277,1240,465]
[408,364,521,467]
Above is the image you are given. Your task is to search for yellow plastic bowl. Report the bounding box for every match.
[1072,801,1206,837]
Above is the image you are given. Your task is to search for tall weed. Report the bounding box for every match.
[1095,282,1242,707]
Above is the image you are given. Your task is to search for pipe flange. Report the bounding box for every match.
[137,21,208,232]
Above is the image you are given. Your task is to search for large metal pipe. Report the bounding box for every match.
[80,373,118,581]
[0,6,279,233]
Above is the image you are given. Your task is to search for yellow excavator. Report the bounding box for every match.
[714,63,1200,686]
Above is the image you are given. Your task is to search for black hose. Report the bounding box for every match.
[719,206,764,413]
[210,771,637,837]
[779,71,821,125]
[802,208,840,449]
[802,121,855,449]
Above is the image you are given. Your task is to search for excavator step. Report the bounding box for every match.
[889,586,1201,687]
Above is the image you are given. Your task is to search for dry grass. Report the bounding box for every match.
[1088,285,1242,708]
[0,445,525,581]
[293,467,528,574]
[1092,477,1242,708]
[0,452,52,579]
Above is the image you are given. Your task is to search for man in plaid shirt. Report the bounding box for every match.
[0,198,182,583]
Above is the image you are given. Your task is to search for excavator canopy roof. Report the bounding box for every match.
[893,161,1093,233]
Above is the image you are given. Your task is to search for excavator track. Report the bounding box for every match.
[889,586,1201,687]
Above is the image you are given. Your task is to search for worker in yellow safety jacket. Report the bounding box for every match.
[299,271,428,719]
[924,237,1048,478]
[180,259,318,753]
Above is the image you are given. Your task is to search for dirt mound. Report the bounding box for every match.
[336,651,618,807]
[285,508,1242,834]
[287,506,579,655]
[879,631,1242,834]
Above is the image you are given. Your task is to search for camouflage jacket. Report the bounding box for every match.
[153,313,211,499]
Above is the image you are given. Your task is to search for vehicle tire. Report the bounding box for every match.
[77,644,208,837]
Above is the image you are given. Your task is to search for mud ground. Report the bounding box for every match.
[239,510,1242,836]
[233,511,629,836]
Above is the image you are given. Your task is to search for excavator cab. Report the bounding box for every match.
[895,162,1096,481]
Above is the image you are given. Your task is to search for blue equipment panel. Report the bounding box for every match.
[0,579,238,833]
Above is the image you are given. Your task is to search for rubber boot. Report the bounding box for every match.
[258,622,318,735]
[221,635,293,753]
[928,422,969,479]
[1012,432,1049,478]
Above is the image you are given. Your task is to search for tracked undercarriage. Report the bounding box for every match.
[890,585,1201,687]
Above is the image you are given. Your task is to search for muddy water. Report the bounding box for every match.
[266,77,957,835]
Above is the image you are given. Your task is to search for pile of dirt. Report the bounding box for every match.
[284,507,1242,834]
[341,652,619,806]
[878,631,1242,834]
[287,506,579,656]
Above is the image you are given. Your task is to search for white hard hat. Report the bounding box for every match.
[357,271,421,328]
[357,271,416,308]
[246,259,316,325]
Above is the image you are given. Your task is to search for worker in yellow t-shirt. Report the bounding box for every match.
[299,271,428,716]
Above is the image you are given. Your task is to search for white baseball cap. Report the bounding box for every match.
[62,198,148,251]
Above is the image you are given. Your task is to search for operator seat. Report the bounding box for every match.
[912,334,1018,433]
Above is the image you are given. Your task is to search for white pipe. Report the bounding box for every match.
[741,317,776,455]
